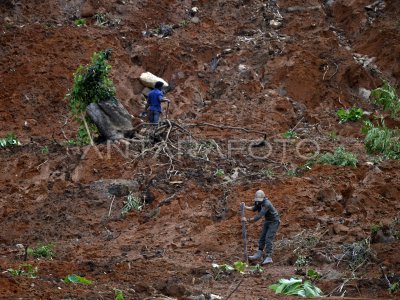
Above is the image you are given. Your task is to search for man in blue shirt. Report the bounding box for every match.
[241,190,280,264]
[145,81,171,124]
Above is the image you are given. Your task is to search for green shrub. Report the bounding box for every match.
[317,146,358,166]
[371,80,400,118]
[27,243,54,259]
[0,133,21,148]
[66,49,115,145]
[336,107,364,123]
[363,120,400,159]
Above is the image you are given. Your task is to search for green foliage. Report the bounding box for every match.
[0,133,21,148]
[212,263,234,272]
[41,146,49,154]
[371,80,400,118]
[336,107,364,123]
[306,269,321,280]
[66,49,115,145]
[214,169,225,177]
[390,282,399,294]
[74,18,86,27]
[261,168,275,178]
[63,274,93,285]
[295,255,309,268]
[269,278,323,298]
[114,288,125,300]
[370,223,383,235]
[122,192,145,215]
[316,146,358,166]
[283,130,298,139]
[363,120,400,159]
[7,264,38,278]
[233,261,247,273]
[27,243,55,259]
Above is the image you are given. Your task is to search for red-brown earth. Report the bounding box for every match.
[0,0,399,299]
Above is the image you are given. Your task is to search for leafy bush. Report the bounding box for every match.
[371,80,400,118]
[0,133,21,148]
[27,243,54,259]
[316,146,358,167]
[7,264,38,278]
[363,120,400,159]
[66,49,115,145]
[336,107,364,123]
[63,274,93,284]
[269,278,323,298]
[122,192,145,215]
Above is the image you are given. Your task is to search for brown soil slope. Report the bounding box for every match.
[0,0,399,299]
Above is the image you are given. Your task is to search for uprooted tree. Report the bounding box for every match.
[66,49,134,144]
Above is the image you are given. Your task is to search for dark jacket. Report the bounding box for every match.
[252,198,280,222]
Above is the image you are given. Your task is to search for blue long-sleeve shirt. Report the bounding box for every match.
[147,88,164,112]
[252,198,280,222]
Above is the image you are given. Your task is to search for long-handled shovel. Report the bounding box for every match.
[240,203,248,263]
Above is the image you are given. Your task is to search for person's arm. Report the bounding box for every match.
[247,205,268,223]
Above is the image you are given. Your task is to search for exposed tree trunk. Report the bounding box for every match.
[86,99,134,141]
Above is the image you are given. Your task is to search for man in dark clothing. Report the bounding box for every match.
[145,81,170,124]
[241,190,280,264]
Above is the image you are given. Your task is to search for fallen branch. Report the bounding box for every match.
[185,122,267,137]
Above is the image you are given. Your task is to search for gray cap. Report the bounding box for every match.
[254,190,265,201]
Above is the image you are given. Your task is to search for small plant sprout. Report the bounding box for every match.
[214,169,225,177]
[41,146,49,154]
[114,288,125,300]
[121,192,145,215]
[283,130,298,139]
[74,18,86,27]
[269,278,323,298]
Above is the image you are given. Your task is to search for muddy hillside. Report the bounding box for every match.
[1,0,400,299]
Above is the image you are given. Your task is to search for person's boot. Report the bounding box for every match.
[248,250,263,261]
[262,256,273,264]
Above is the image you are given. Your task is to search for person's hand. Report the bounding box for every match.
[164,98,171,103]
[241,217,247,222]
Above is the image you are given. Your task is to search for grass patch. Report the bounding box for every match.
[363,120,400,159]
[316,146,358,166]
[121,192,145,215]
[371,80,400,118]
[74,18,86,27]
[27,243,55,259]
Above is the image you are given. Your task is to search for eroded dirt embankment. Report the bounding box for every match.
[1,0,399,299]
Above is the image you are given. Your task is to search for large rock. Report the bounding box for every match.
[86,99,134,141]
[139,72,169,88]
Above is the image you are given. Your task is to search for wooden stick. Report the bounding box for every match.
[240,203,248,263]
